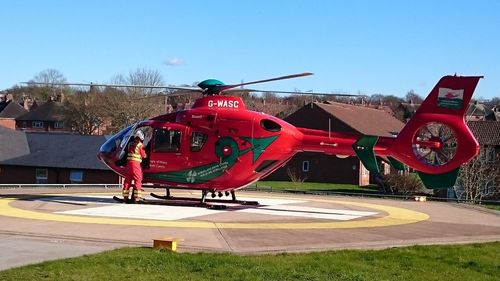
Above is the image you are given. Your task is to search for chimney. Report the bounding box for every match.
[23,96,34,111]
[6,93,13,102]
[56,93,65,102]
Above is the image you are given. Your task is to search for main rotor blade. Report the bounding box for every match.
[21,81,202,91]
[220,72,314,92]
[244,89,364,97]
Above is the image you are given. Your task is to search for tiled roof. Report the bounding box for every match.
[466,103,492,116]
[0,101,28,118]
[16,101,64,121]
[0,127,30,161]
[0,131,109,170]
[315,102,404,137]
[467,121,500,146]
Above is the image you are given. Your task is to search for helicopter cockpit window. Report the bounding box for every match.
[138,126,153,147]
[190,132,207,152]
[153,129,181,153]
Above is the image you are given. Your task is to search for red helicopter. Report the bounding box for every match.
[93,73,481,205]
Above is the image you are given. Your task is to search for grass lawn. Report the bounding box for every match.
[253,181,381,194]
[481,203,500,211]
[1,242,498,281]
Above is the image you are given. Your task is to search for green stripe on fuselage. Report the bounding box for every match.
[145,135,278,184]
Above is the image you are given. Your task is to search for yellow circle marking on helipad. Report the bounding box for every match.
[0,195,429,229]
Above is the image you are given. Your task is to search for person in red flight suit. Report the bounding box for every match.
[122,130,147,202]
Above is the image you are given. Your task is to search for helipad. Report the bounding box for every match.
[0,193,429,229]
[0,188,499,270]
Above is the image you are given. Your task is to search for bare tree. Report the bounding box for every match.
[94,68,167,133]
[27,69,69,101]
[31,68,67,84]
[62,90,105,135]
[127,68,163,87]
[455,146,500,203]
[405,90,423,104]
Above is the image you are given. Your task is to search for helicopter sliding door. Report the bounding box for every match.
[147,125,188,173]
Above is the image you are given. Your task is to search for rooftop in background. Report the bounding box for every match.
[0,101,28,118]
[314,101,404,137]
[467,121,500,146]
[466,103,499,121]
[0,127,29,161]
[0,130,109,170]
[16,100,64,122]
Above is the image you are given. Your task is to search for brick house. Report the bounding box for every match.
[466,102,499,121]
[15,100,70,132]
[0,100,28,130]
[264,101,405,186]
[0,127,118,184]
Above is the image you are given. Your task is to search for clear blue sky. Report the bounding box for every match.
[1,1,499,100]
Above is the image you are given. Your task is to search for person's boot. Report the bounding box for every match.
[122,189,130,201]
[133,189,143,203]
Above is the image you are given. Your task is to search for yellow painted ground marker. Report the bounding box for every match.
[153,237,184,252]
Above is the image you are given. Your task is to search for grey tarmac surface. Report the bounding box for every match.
[0,188,499,271]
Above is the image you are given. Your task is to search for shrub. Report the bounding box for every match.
[381,172,426,195]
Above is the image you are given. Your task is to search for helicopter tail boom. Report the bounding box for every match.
[386,75,482,187]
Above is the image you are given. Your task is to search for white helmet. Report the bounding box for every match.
[134,130,145,141]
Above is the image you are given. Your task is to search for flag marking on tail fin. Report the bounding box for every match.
[437,88,464,109]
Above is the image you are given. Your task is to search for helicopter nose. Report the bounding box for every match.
[98,136,119,164]
[97,123,135,167]
[97,150,113,163]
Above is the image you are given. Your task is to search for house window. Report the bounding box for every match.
[54,121,64,129]
[32,121,44,128]
[35,168,48,184]
[70,170,83,183]
[302,161,310,172]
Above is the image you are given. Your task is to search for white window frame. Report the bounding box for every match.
[69,170,83,183]
[302,161,310,172]
[35,168,48,184]
[32,121,44,128]
[54,121,64,129]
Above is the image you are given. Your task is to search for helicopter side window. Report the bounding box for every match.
[190,132,207,152]
[153,129,181,153]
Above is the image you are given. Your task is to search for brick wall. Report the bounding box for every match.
[264,152,360,184]
[0,165,119,184]
[0,119,15,130]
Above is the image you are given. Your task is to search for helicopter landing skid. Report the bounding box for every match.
[147,192,226,210]
[150,189,259,208]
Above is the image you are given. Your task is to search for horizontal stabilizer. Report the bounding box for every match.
[352,135,379,173]
[417,168,460,189]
